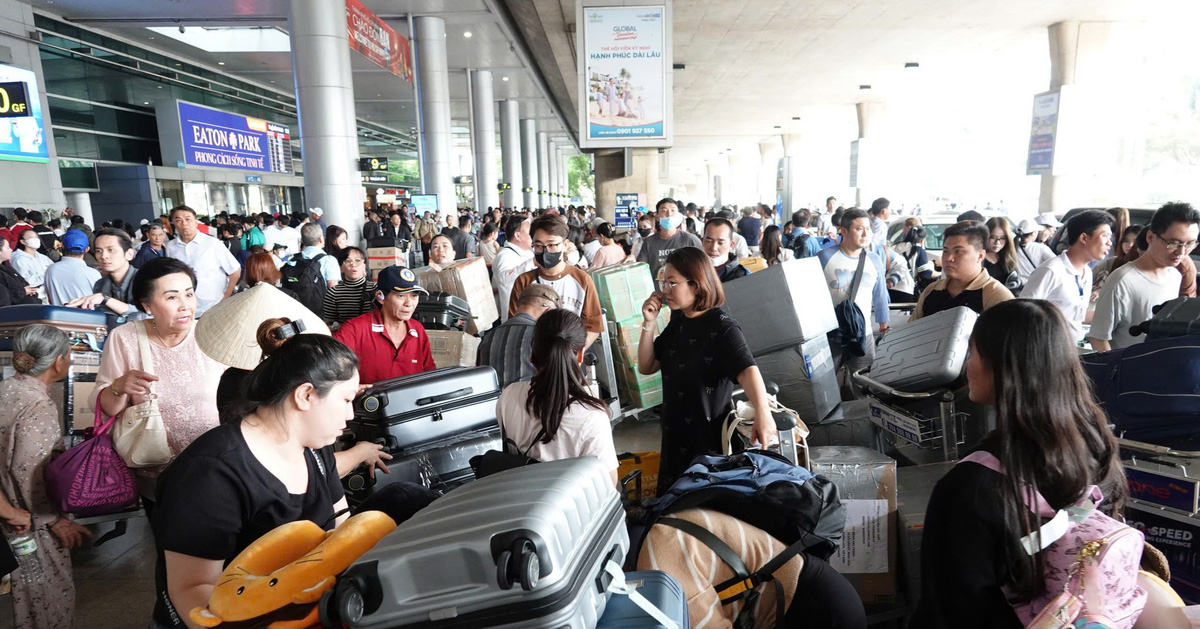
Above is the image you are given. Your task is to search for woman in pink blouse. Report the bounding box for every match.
[92,257,226,508]
[588,222,628,269]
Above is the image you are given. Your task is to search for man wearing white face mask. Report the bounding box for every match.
[702,218,749,283]
[636,198,703,280]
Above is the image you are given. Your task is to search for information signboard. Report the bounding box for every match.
[172,101,293,174]
[0,66,48,164]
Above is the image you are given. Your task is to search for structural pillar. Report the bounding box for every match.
[469,70,498,212]
[779,133,802,217]
[67,192,94,228]
[520,119,538,210]
[758,138,783,210]
[499,100,521,209]
[547,142,558,208]
[854,102,887,208]
[558,148,569,202]
[536,132,550,208]
[593,148,660,225]
[412,17,456,217]
[287,0,361,243]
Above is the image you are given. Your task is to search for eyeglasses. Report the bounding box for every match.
[343,258,365,266]
[658,279,689,291]
[1156,234,1199,253]
[531,241,563,254]
[988,236,1007,243]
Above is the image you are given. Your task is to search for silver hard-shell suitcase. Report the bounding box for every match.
[331,457,628,629]
[352,366,500,453]
[870,306,977,391]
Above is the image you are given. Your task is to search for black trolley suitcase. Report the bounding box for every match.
[344,366,502,500]
[412,292,471,331]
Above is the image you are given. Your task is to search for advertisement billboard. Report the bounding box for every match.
[578,4,672,149]
[0,66,48,164]
[167,101,293,174]
[346,0,413,83]
[409,194,439,216]
[1026,91,1059,175]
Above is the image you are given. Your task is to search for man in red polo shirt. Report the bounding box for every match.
[333,265,436,384]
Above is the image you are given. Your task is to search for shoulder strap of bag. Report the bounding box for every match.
[1019,242,1036,266]
[521,427,548,457]
[848,250,868,300]
[135,319,155,376]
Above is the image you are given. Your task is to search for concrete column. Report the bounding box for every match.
[758,138,783,208]
[547,143,558,208]
[537,132,550,209]
[469,70,498,212]
[498,100,521,208]
[287,0,361,242]
[413,17,455,217]
[854,102,887,208]
[594,148,660,225]
[520,119,538,209]
[559,149,570,202]
[67,192,94,227]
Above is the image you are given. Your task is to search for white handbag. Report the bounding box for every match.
[111,320,172,468]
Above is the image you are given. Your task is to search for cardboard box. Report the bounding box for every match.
[896,462,955,607]
[609,316,666,368]
[617,451,661,502]
[590,262,657,323]
[413,259,498,336]
[614,361,663,409]
[723,257,838,355]
[740,256,768,273]
[1126,499,1200,604]
[810,446,898,605]
[426,330,480,369]
[755,334,839,423]
[367,246,406,270]
[807,400,884,449]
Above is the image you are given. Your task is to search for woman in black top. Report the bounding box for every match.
[638,247,777,493]
[152,319,359,628]
[983,217,1018,286]
[911,300,1126,628]
[0,238,40,306]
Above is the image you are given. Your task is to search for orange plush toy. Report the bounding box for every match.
[190,511,396,629]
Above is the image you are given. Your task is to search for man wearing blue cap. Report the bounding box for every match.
[44,228,101,306]
[333,265,436,384]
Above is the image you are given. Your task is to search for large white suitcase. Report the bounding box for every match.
[723,257,838,355]
[329,457,628,628]
[870,306,977,392]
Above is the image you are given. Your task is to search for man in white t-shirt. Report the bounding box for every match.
[262,214,301,259]
[165,206,241,316]
[1090,203,1199,351]
[582,218,604,265]
[816,208,890,371]
[491,215,535,323]
[1013,218,1057,281]
[1023,210,1113,340]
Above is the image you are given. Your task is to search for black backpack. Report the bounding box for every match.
[280,253,328,319]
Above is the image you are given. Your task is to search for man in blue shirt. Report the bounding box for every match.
[44,229,101,306]
[288,223,342,288]
[736,207,762,255]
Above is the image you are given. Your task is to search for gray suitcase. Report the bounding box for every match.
[755,334,840,423]
[351,366,500,453]
[332,457,628,629]
[723,257,838,356]
[870,306,977,391]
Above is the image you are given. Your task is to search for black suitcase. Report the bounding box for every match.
[413,292,470,331]
[342,428,500,503]
[351,366,500,453]
[1129,297,1200,341]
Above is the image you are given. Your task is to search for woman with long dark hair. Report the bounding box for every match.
[761,224,794,266]
[152,318,358,629]
[1093,224,1143,289]
[912,300,1128,628]
[640,247,776,492]
[324,225,348,256]
[983,217,1019,286]
[495,309,618,482]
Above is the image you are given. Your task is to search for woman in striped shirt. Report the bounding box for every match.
[323,246,377,330]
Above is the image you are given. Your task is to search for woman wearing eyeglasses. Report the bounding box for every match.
[1089,202,1200,352]
[983,217,1019,287]
[639,247,777,495]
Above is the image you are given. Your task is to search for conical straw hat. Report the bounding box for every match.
[195,283,330,370]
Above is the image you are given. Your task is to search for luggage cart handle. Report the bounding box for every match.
[849,369,938,400]
[416,387,474,406]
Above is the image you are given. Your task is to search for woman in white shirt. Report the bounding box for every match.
[10,230,53,289]
[496,309,618,483]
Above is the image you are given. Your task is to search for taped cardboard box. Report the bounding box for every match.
[810,445,898,605]
[615,361,663,409]
[426,330,480,369]
[413,258,499,335]
[723,257,838,356]
[366,247,406,270]
[590,262,656,323]
[609,316,667,368]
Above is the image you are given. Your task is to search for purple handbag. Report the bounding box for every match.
[44,405,139,517]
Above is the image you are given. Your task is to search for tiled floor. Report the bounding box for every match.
[0,416,664,629]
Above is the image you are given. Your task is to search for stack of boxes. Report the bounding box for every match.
[589,263,666,409]
[412,257,499,336]
[366,245,407,280]
[723,257,841,423]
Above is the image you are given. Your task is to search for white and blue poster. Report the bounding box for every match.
[177,101,292,174]
[582,6,667,145]
[614,192,639,230]
[0,66,48,164]
[1026,91,1059,175]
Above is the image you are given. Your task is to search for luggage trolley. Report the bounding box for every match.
[850,369,966,463]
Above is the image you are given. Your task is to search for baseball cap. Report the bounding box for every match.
[309,207,324,218]
[1016,219,1041,235]
[1035,212,1062,227]
[62,229,89,253]
[377,265,429,296]
[520,284,561,309]
[588,217,606,230]
[271,242,288,251]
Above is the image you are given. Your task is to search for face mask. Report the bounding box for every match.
[659,214,683,231]
[638,227,652,238]
[710,254,727,266]
[22,240,38,249]
[534,250,562,269]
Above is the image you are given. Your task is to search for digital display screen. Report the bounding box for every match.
[410,194,439,215]
[177,101,292,174]
[0,66,48,164]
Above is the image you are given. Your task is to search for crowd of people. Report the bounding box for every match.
[0,192,1193,629]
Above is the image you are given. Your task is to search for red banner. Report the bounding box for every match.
[346,0,413,83]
